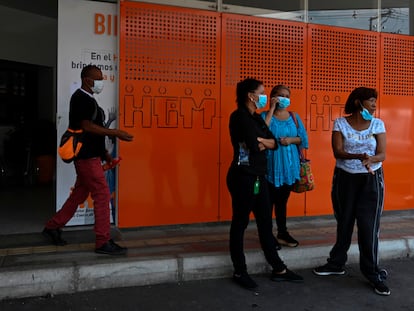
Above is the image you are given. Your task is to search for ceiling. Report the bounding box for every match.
[0,0,57,18]
[0,0,410,19]
[0,0,116,19]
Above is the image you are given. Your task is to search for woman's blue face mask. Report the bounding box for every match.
[360,104,373,121]
[277,96,291,109]
[255,94,267,109]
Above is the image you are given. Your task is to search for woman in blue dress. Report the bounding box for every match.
[261,85,309,248]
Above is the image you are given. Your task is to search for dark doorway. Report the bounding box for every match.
[0,59,56,234]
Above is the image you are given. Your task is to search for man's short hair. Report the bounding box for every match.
[81,65,100,79]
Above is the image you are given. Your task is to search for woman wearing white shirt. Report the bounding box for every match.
[313,87,389,296]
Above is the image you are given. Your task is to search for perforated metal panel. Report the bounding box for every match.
[310,26,378,92]
[123,5,218,84]
[119,2,222,228]
[223,15,306,89]
[382,35,414,96]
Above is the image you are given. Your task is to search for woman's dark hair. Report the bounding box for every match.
[236,78,263,108]
[344,87,377,114]
[269,84,290,99]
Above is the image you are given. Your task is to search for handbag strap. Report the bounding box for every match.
[289,111,298,128]
[288,111,305,161]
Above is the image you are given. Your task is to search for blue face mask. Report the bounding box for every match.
[255,94,267,109]
[360,104,373,121]
[277,96,291,108]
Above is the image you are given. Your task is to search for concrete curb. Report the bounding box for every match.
[0,237,412,300]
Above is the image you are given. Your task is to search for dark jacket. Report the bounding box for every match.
[229,106,277,176]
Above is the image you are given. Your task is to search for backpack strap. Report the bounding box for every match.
[92,101,98,121]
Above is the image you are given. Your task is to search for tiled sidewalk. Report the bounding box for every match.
[1,210,413,261]
[0,210,413,299]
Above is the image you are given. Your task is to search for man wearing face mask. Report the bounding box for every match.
[42,65,134,255]
[261,85,309,249]
[313,87,390,296]
[227,78,303,290]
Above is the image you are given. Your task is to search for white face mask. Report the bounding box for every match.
[91,80,104,94]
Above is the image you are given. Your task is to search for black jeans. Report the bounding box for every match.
[268,182,292,234]
[328,167,385,284]
[226,166,286,274]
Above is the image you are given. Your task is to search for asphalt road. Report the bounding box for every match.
[1,257,413,311]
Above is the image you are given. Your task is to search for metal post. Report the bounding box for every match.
[303,0,308,23]
[217,0,222,12]
[410,0,414,35]
[377,0,382,32]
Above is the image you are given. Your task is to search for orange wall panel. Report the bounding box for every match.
[380,34,414,210]
[220,13,308,220]
[118,2,221,227]
[305,24,380,215]
[380,95,414,210]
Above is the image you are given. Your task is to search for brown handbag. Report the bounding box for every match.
[289,112,315,193]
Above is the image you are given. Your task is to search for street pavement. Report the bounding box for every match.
[0,257,413,311]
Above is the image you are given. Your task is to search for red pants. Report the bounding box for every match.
[45,158,111,248]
